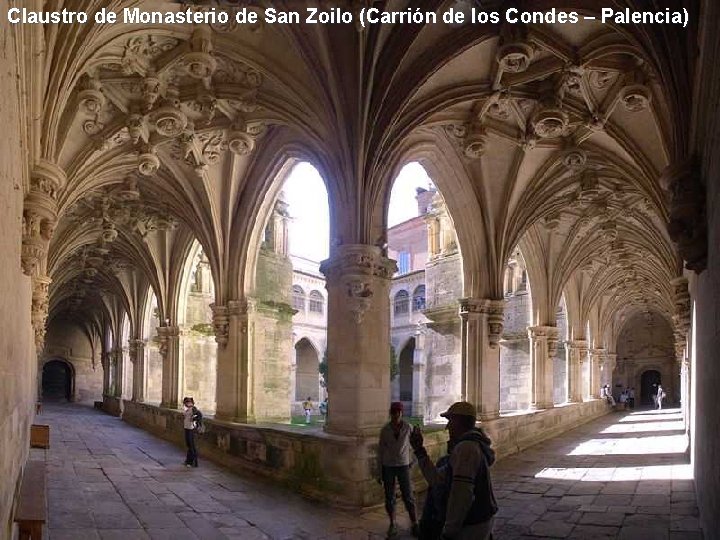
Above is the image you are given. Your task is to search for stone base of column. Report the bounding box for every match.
[530,402,555,411]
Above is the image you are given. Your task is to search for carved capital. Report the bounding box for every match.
[156,325,179,359]
[528,325,560,357]
[320,244,397,281]
[660,159,707,273]
[671,276,691,336]
[22,161,65,276]
[460,298,505,348]
[210,303,229,347]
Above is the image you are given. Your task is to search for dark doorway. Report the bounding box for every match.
[42,360,73,402]
[640,370,662,406]
[399,338,415,416]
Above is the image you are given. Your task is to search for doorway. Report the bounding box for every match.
[640,369,662,406]
[42,360,73,402]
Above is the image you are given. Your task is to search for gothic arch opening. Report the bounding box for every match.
[245,161,329,422]
[295,338,320,402]
[42,359,74,402]
[387,162,463,421]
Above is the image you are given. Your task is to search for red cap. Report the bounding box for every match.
[390,402,404,412]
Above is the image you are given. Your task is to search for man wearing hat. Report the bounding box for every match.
[410,401,498,540]
[378,401,420,537]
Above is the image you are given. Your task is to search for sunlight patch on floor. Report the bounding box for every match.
[568,434,688,455]
[600,420,686,434]
[535,463,693,482]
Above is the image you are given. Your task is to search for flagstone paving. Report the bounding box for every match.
[35,404,702,539]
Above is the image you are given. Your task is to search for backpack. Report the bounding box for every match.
[192,406,206,434]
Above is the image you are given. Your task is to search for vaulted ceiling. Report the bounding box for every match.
[17,0,695,348]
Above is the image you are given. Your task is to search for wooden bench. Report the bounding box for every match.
[29,424,49,449]
[14,461,47,540]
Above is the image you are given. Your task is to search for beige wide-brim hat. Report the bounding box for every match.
[440,401,476,418]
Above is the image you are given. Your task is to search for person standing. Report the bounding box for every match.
[378,402,419,538]
[319,397,328,422]
[302,396,314,423]
[657,384,665,410]
[182,396,202,468]
[628,387,636,409]
[410,401,498,540]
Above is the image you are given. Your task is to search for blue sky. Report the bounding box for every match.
[282,162,434,262]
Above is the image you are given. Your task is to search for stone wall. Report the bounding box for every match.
[500,293,531,411]
[252,249,294,422]
[0,12,37,536]
[44,321,103,403]
[423,254,462,420]
[182,332,217,414]
[485,399,611,459]
[120,399,448,507]
[693,2,720,530]
[117,398,610,508]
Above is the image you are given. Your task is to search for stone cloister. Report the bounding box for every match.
[2,0,719,536]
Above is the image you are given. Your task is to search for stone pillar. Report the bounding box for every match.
[459,298,504,421]
[22,161,66,351]
[112,348,124,398]
[159,325,183,409]
[319,245,396,436]
[671,276,691,409]
[412,326,427,420]
[213,300,255,422]
[528,326,558,410]
[101,351,111,396]
[566,340,587,403]
[589,348,605,398]
[129,339,146,402]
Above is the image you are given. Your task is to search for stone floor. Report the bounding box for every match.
[33,403,702,539]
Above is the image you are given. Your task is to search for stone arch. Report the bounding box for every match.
[41,358,75,402]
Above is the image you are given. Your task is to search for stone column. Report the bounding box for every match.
[129,339,146,402]
[528,326,558,410]
[112,349,124,398]
[671,276,691,410]
[159,325,183,409]
[101,351,111,396]
[214,300,254,422]
[319,245,396,436]
[566,340,587,403]
[589,348,605,398]
[412,326,427,420]
[459,298,504,421]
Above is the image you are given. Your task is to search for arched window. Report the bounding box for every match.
[412,285,426,311]
[394,290,410,316]
[292,285,306,312]
[308,290,324,314]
